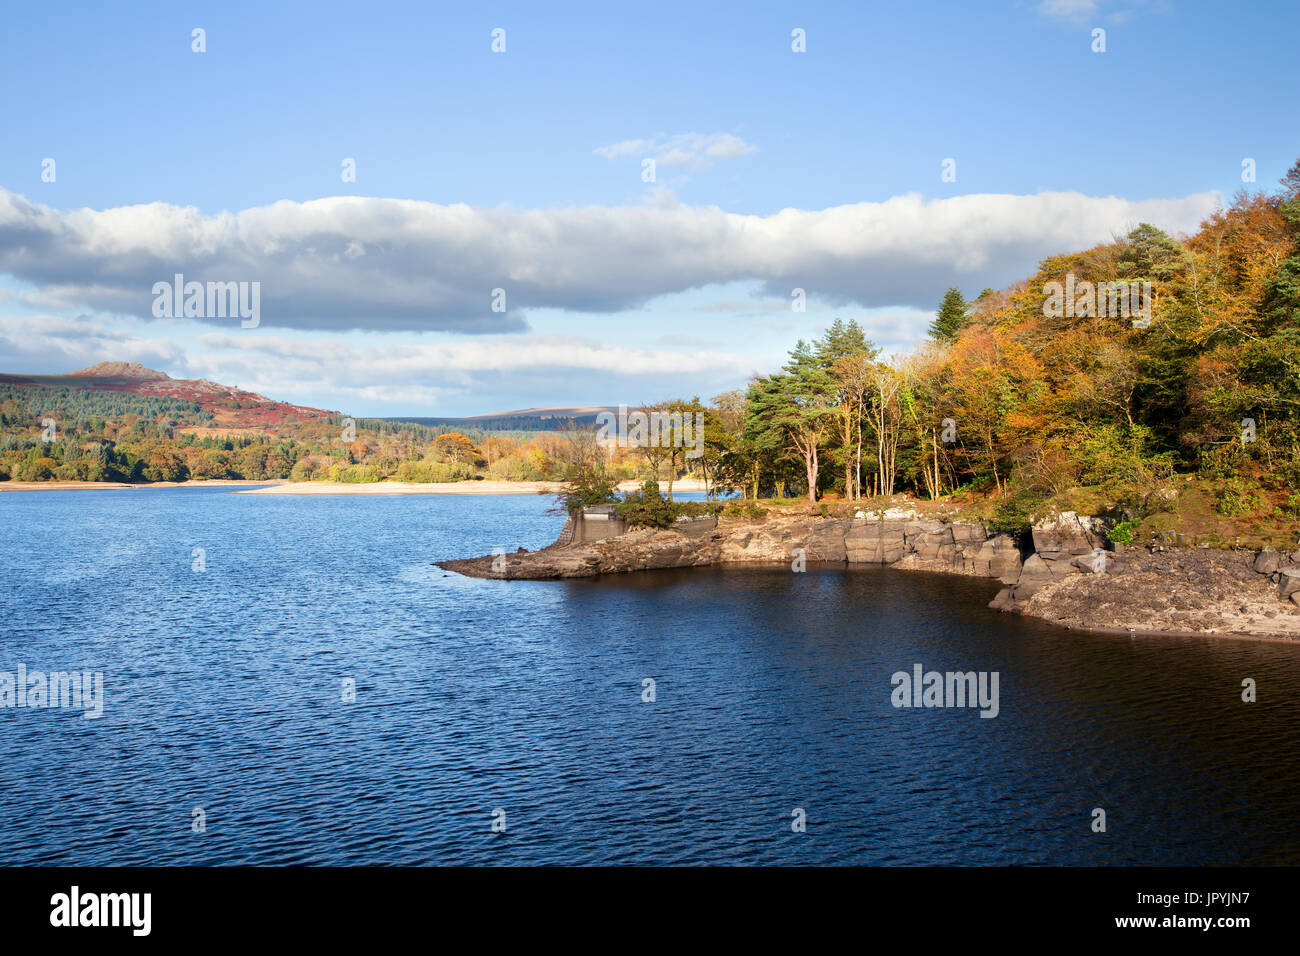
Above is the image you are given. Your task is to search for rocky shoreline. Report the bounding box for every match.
[437,509,1300,641]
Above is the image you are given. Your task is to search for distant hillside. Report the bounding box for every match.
[0,363,609,485]
[384,406,618,432]
[0,363,617,445]
[0,365,337,432]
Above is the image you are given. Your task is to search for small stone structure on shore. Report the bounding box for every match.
[564,504,626,544]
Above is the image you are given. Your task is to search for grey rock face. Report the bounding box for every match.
[1030,512,1106,557]
[440,512,1021,584]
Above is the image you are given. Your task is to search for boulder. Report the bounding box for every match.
[1279,568,1300,601]
[442,507,1088,607]
[1069,549,1115,574]
[1018,553,1054,586]
[1254,549,1281,574]
[846,520,908,564]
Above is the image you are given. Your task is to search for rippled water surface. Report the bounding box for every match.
[2,487,1298,865]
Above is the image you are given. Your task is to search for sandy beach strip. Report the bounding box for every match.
[233,478,709,495]
[1,478,709,495]
[0,479,274,492]
[235,480,566,495]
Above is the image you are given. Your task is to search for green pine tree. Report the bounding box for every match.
[929,287,969,343]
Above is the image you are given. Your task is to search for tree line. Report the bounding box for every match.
[565,160,1300,534]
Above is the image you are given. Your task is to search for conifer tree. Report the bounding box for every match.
[929,287,968,343]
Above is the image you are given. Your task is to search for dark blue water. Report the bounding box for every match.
[2,487,1298,865]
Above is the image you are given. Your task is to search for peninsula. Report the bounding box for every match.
[439,504,1300,641]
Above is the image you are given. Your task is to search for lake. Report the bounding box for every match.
[1,487,1298,865]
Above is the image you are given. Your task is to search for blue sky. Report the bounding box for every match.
[1,0,1297,416]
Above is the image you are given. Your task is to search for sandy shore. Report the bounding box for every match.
[234,478,709,495]
[0,479,275,492]
[236,480,566,495]
[1,477,710,495]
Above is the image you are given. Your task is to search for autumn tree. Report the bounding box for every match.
[819,319,877,499]
[865,359,905,496]
[550,426,618,514]
[433,432,478,464]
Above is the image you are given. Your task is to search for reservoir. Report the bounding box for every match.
[1,487,1297,865]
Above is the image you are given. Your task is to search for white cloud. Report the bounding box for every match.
[0,309,760,410]
[186,332,760,409]
[0,186,1220,335]
[196,331,754,376]
[594,132,758,170]
[1037,0,1162,25]
[1038,0,1099,23]
[0,313,186,373]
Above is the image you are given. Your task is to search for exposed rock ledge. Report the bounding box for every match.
[437,511,1023,582]
[993,514,1300,638]
[437,509,1300,640]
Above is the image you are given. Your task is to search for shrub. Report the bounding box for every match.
[395,460,476,482]
[55,460,107,482]
[677,500,724,517]
[722,500,767,519]
[614,479,679,528]
[985,484,1043,535]
[554,472,619,513]
[1107,519,1139,544]
[1198,441,1248,481]
[488,456,529,481]
[338,465,379,483]
[1273,448,1300,491]
[1217,477,1267,517]
[21,457,58,481]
